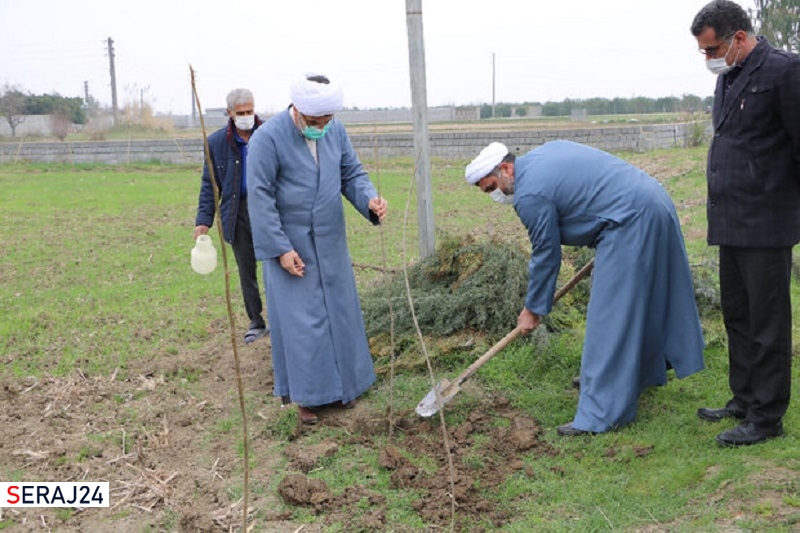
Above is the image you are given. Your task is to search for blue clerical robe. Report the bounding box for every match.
[246,108,378,407]
[514,140,705,432]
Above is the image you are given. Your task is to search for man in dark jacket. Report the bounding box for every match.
[195,88,268,343]
[691,0,800,446]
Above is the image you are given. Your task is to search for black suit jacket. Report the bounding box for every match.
[707,38,800,247]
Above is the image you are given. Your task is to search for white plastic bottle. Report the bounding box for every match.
[191,234,217,274]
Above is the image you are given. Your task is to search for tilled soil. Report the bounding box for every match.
[277,398,557,530]
[0,333,557,532]
[2,332,798,531]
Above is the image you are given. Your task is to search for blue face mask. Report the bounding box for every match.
[302,122,331,140]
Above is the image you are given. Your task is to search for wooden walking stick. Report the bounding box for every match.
[189,65,250,529]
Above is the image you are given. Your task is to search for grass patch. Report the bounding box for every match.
[2,148,799,531]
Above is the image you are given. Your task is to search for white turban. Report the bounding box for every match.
[290,73,343,117]
[465,142,509,184]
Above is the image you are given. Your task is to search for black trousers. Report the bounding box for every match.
[232,198,265,328]
[719,245,793,426]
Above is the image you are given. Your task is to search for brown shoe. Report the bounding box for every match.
[298,406,318,425]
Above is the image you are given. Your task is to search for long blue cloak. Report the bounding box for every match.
[246,108,378,407]
[514,140,705,432]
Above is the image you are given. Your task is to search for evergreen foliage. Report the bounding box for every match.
[690,256,725,348]
[361,236,595,362]
[362,235,528,339]
[25,93,87,124]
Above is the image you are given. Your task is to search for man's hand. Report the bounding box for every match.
[368,196,388,222]
[280,250,305,277]
[194,225,210,240]
[517,307,541,335]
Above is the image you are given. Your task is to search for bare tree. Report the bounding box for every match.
[49,108,72,141]
[0,84,28,137]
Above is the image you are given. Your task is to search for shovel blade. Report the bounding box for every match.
[415,379,459,417]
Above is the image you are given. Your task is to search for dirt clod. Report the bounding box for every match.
[277,473,333,510]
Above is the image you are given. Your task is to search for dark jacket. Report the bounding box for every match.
[707,38,800,247]
[195,115,263,244]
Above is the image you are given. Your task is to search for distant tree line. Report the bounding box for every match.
[0,84,88,137]
[480,94,715,119]
[25,93,87,125]
[475,0,795,120]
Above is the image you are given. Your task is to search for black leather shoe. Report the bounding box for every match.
[571,377,581,390]
[716,421,783,446]
[557,423,594,436]
[697,405,746,422]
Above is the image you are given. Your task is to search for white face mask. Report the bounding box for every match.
[706,57,733,75]
[489,188,514,204]
[705,38,738,76]
[234,115,255,132]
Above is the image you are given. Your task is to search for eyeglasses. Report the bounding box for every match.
[698,35,733,57]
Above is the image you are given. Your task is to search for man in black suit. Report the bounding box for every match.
[691,0,800,446]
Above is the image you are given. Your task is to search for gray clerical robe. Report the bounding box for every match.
[246,108,378,407]
[514,140,705,432]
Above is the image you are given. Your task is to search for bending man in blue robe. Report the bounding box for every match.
[465,140,705,435]
[247,74,387,425]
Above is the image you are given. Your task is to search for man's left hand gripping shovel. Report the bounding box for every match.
[415,258,595,417]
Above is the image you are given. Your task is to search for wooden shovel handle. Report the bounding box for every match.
[454,258,595,387]
[553,258,594,302]
[454,327,522,386]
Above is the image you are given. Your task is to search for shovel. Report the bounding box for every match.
[415,258,595,417]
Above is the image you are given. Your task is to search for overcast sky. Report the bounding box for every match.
[0,0,750,116]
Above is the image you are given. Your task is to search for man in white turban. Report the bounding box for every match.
[466,140,705,436]
[289,73,344,118]
[247,73,388,425]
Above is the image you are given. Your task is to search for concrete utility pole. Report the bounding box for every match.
[84,81,89,103]
[405,0,435,258]
[107,37,118,127]
[492,52,496,119]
